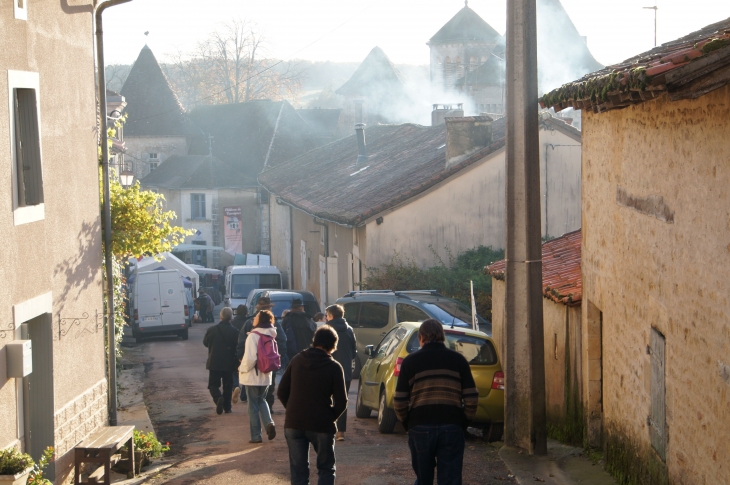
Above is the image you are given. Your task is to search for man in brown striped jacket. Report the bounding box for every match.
[394,319,478,485]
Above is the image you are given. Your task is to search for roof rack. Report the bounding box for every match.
[340,289,446,299]
[341,290,395,298]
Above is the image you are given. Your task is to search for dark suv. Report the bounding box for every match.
[248,290,321,321]
[335,290,491,376]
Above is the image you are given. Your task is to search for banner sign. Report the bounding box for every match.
[224,206,242,256]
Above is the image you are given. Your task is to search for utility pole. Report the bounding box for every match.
[504,0,547,455]
[644,4,658,47]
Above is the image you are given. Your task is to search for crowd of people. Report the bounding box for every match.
[203,298,479,485]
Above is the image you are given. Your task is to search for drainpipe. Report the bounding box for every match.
[96,0,133,427]
[313,218,329,305]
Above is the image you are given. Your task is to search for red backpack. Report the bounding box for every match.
[252,331,281,374]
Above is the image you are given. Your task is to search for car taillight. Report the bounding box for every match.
[492,371,505,390]
[184,305,189,317]
[394,357,404,377]
[134,309,138,322]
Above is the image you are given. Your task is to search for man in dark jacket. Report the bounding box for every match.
[394,319,479,484]
[326,304,357,441]
[234,297,286,407]
[231,304,249,332]
[278,326,347,485]
[203,307,240,415]
[282,298,316,360]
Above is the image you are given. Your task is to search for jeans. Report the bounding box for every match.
[336,380,351,432]
[266,369,278,408]
[284,428,336,485]
[208,370,233,412]
[246,385,273,441]
[408,424,465,485]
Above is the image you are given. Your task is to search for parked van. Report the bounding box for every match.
[224,266,282,312]
[132,269,190,342]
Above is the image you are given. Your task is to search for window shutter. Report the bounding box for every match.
[14,88,44,206]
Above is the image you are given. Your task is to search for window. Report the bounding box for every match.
[406,331,498,365]
[358,302,389,329]
[191,194,206,219]
[148,153,158,171]
[396,304,429,323]
[9,71,44,226]
[343,303,360,326]
[383,326,409,357]
[15,0,27,20]
[149,161,158,171]
[149,152,158,159]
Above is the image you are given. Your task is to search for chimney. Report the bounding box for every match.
[445,115,493,168]
[431,103,464,126]
[355,123,367,165]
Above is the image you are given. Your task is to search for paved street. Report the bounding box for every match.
[121,317,517,485]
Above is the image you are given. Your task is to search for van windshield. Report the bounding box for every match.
[231,274,281,299]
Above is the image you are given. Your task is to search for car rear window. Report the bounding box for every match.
[406,331,498,365]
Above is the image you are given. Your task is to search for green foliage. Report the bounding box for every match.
[0,447,33,475]
[362,246,505,321]
[132,431,170,459]
[27,447,54,485]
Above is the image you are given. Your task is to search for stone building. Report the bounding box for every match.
[0,2,107,482]
[540,18,730,484]
[259,112,582,307]
[488,230,583,441]
[120,46,200,180]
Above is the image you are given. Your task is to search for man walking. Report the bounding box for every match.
[278,326,348,485]
[282,298,316,360]
[326,304,356,441]
[394,319,479,484]
[203,307,240,414]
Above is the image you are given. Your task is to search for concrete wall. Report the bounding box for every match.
[492,280,582,439]
[0,2,106,482]
[270,200,293,288]
[581,86,730,484]
[124,136,189,179]
[365,124,581,270]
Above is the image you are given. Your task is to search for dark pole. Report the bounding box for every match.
[504,0,547,455]
[95,0,133,427]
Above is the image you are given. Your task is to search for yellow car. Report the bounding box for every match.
[355,321,505,441]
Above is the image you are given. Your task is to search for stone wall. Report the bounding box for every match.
[582,86,730,484]
[54,379,108,457]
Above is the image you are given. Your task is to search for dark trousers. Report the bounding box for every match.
[208,370,233,412]
[284,428,336,485]
[407,424,465,485]
[336,380,351,432]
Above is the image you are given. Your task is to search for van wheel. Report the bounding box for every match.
[377,389,397,434]
[180,329,189,340]
[355,381,371,418]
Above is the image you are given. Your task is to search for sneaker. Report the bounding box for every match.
[248,439,263,444]
[224,409,232,414]
[216,397,224,415]
[266,422,276,440]
[232,387,241,404]
[336,432,345,441]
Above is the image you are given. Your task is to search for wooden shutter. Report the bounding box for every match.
[14,88,44,206]
[649,328,666,460]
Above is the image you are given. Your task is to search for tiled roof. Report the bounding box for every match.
[188,100,319,178]
[335,47,407,98]
[484,229,583,306]
[259,118,507,226]
[486,229,582,306]
[139,155,256,190]
[540,17,730,113]
[429,5,501,45]
[120,46,199,137]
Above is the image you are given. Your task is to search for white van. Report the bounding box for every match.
[224,266,282,312]
[132,269,190,343]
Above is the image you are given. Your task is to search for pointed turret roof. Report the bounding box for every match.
[120,46,198,137]
[429,4,501,45]
[335,47,407,98]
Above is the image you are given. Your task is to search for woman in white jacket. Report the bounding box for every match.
[239,310,277,443]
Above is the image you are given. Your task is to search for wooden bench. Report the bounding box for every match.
[74,426,135,485]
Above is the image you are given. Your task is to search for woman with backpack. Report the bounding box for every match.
[239,309,280,443]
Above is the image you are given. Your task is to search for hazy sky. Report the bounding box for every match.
[103,0,730,68]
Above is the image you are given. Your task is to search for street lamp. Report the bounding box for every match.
[120,168,134,188]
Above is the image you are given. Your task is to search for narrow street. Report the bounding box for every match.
[121,315,516,485]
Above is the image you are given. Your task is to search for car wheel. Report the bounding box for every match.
[377,389,397,434]
[355,381,372,418]
[180,329,189,340]
[483,422,504,442]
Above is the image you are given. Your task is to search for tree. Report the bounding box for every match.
[167,19,304,109]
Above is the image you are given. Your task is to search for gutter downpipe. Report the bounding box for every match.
[96,0,133,427]
[313,218,329,305]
